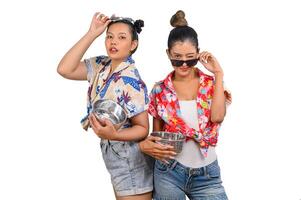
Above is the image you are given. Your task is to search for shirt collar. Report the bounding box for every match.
[108,56,135,74]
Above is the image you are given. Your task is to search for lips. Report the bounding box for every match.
[109,47,118,54]
[179,66,190,71]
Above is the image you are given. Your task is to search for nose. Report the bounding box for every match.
[109,37,117,45]
[111,39,117,45]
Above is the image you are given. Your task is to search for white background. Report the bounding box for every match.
[1,0,301,199]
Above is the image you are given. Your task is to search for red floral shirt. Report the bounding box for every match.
[148,68,221,157]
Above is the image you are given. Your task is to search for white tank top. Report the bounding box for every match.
[175,100,217,168]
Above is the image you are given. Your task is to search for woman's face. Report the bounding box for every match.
[168,40,199,78]
[105,23,137,61]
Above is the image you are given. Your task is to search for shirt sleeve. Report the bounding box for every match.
[84,56,106,82]
[148,83,161,119]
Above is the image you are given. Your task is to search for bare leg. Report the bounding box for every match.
[115,192,152,200]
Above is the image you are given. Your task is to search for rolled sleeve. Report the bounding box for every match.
[84,58,94,82]
[83,55,107,82]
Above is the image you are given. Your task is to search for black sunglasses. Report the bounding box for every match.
[170,59,198,67]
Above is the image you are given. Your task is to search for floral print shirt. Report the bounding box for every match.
[81,55,149,130]
[148,68,222,157]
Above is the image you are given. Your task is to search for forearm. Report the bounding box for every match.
[153,117,164,132]
[210,72,226,123]
[57,32,96,76]
[113,125,148,141]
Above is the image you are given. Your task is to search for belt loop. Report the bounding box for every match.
[204,166,208,177]
[100,139,109,153]
[189,168,192,176]
[170,159,177,170]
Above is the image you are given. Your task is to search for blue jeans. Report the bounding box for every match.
[153,159,228,200]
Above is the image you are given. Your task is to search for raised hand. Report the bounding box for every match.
[87,12,111,39]
[198,51,223,75]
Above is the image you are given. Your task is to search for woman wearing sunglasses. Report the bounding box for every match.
[139,10,231,199]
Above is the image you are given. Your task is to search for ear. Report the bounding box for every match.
[131,40,138,52]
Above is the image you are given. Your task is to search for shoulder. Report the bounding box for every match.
[198,70,214,81]
[85,55,110,66]
[150,80,164,95]
[95,55,110,64]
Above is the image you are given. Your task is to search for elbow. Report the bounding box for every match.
[210,115,224,123]
[57,64,69,78]
[57,64,65,76]
[57,64,64,76]
[210,106,226,123]
[142,126,149,138]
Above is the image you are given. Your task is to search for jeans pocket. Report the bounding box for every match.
[128,142,147,168]
[207,160,221,179]
[110,142,129,160]
[155,160,169,173]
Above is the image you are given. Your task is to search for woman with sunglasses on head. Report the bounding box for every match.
[57,13,153,200]
[139,10,231,199]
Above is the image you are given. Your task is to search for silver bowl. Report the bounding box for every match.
[92,99,127,129]
[150,131,186,153]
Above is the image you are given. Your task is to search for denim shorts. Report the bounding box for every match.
[100,139,154,196]
[153,159,228,200]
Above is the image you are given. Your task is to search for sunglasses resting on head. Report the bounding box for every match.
[110,15,135,24]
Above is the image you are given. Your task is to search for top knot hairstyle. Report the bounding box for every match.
[170,10,188,27]
[133,19,144,34]
[108,16,144,54]
[168,10,199,51]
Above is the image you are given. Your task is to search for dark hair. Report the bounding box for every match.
[107,18,144,54]
[168,10,199,51]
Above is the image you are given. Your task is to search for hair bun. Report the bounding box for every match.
[134,19,144,34]
[170,10,187,27]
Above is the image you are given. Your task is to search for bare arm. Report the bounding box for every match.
[89,111,149,141]
[57,12,111,80]
[153,117,165,131]
[114,111,149,141]
[199,51,226,123]
[210,72,226,123]
[57,33,95,80]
